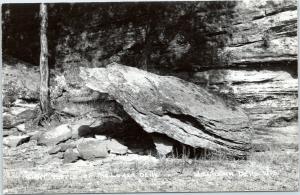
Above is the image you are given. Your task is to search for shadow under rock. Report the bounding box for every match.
[77,116,156,154]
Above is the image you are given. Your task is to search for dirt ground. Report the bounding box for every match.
[3,124,299,193]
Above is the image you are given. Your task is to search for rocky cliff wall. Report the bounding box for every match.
[56,1,297,69]
[219,0,297,66]
[191,0,298,150]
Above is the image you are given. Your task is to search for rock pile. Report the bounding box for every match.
[38,124,129,163]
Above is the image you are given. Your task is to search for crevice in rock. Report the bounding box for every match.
[265,6,297,17]
[230,40,262,47]
[172,60,297,79]
[267,113,298,127]
[231,78,275,85]
[163,112,240,145]
[19,98,39,103]
[252,15,265,21]
[164,112,206,130]
[131,104,147,116]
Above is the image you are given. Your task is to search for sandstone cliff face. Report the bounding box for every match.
[191,0,298,150]
[56,0,297,69]
[219,0,297,66]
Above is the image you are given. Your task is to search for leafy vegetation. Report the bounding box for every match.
[2,2,237,71]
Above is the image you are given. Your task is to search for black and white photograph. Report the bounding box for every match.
[2,0,299,193]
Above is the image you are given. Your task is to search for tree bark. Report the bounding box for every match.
[39,3,50,114]
[140,22,153,71]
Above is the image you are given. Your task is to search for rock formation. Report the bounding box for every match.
[51,1,297,152]
[2,0,297,162]
[79,63,253,158]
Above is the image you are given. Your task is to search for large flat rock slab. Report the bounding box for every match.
[79,63,253,158]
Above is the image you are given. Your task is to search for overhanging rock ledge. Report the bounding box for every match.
[79,63,253,158]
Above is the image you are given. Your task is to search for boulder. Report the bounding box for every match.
[105,139,128,155]
[14,99,38,109]
[16,124,26,133]
[60,142,76,152]
[10,107,31,116]
[63,148,80,163]
[79,63,253,158]
[37,124,72,146]
[3,113,17,129]
[16,109,37,119]
[152,135,173,157]
[70,124,82,139]
[55,152,64,159]
[3,135,30,147]
[3,128,19,137]
[77,138,108,160]
[3,110,37,129]
[3,107,10,113]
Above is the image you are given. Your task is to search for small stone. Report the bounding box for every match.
[55,152,64,159]
[60,142,76,152]
[48,145,61,154]
[127,148,145,155]
[3,128,19,137]
[16,124,26,132]
[3,113,17,129]
[105,139,128,155]
[69,124,81,139]
[95,135,107,141]
[14,99,38,109]
[37,124,72,146]
[3,135,30,147]
[152,135,173,157]
[187,159,193,165]
[10,107,28,116]
[63,148,79,163]
[77,138,108,160]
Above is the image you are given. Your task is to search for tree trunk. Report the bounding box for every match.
[39,3,50,115]
[140,43,150,71]
[140,23,152,71]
